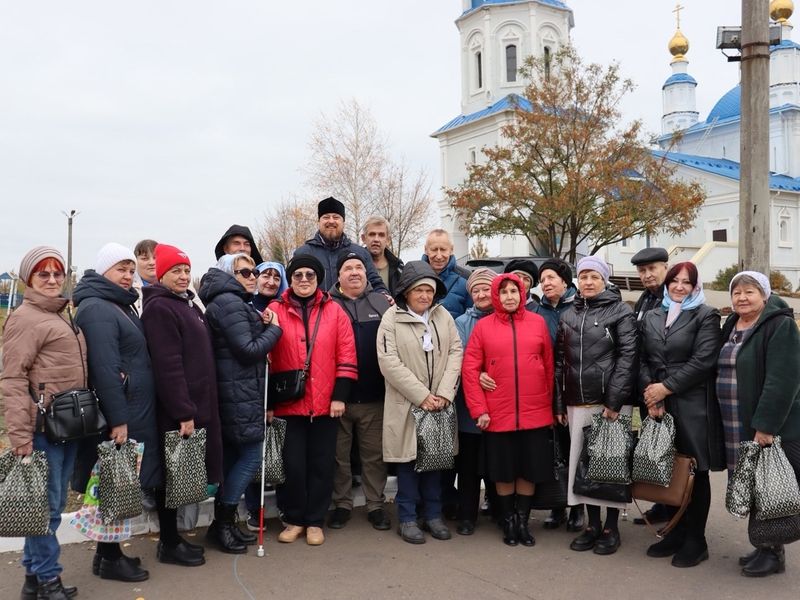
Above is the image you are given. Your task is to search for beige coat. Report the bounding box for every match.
[377,303,463,463]
[0,289,88,449]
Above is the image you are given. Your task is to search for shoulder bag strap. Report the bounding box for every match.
[303,304,325,373]
[632,467,696,539]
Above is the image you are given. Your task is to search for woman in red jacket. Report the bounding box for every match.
[268,254,357,546]
[462,273,555,547]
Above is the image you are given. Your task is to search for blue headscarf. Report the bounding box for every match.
[661,276,706,328]
[256,261,288,299]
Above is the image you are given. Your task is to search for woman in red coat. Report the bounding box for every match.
[268,254,357,546]
[462,273,555,547]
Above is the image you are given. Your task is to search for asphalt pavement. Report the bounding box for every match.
[1,473,798,600]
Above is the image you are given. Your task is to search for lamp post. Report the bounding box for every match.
[62,209,79,297]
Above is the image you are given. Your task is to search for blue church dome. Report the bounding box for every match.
[662,72,697,90]
[706,85,741,122]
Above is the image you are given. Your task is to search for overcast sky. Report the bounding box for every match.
[0,0,744,276]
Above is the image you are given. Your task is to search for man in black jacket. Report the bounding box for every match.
[361,216,404,296]
[327,252,392,531]
[214,224,264,265]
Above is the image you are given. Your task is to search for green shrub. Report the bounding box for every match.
[709,263,792,294]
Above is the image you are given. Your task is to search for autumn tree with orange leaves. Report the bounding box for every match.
[446,46,705,263]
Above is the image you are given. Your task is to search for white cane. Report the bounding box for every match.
[257,363,269,558]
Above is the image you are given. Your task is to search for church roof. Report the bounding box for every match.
[653,150,800,192]
[432,93,532,136]
[461,1,570,17]
[706,85,741,123]
[662,72,697,90]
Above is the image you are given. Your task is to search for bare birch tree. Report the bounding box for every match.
[255,196,319,265]
[372,161,434,256]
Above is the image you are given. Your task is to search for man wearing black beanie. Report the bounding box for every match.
[293,197,388,294]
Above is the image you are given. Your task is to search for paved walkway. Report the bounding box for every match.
[1,473,798,600]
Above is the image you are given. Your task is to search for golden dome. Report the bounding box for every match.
[771,0,794,23]
[668,29,689,62]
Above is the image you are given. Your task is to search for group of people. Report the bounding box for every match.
[1,196,799,600]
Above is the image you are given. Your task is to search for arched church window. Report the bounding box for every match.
[779,211,792,246]
[544,46,551,80]
[476,51,483,89]
[506,44,517,82]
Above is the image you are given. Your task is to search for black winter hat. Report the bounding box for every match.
[504,259,539,287]
[538,258,573,285]
[318,196,346,219]
[336,251,366,274]
[286,254,325,285]
[214,224,264,264]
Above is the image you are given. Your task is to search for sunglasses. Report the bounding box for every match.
[34,271,66,282]
[292,270,317,281]
[234,268,259,279]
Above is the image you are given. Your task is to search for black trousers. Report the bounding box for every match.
[456,432,482,522]
[276,416,339,528]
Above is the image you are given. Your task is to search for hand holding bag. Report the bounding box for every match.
[0,449,50,537]
[573,424,632,503]
[587,412,635,485]
[753,436,800,521]
[269,308,323,404]
[726,441,761,518]
[164,428,208,509]
[632,414,676,487]
[412,402,457,473]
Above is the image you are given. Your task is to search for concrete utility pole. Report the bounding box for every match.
[739,0,771,274]
[63,209,78,297]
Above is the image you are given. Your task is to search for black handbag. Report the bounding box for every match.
[532,425,569,510]
[269,306,323,404]
[573,424,632,503]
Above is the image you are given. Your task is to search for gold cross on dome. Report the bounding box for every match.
[673,3,684,29]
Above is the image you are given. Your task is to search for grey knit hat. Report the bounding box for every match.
[19,246,65,285]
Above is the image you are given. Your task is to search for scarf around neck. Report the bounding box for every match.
[407,307,433,351]
[661,279,705,329]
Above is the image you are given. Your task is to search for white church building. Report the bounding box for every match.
[433,0,800,288]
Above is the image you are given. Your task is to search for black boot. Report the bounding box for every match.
[566,505,585,532]
[228,508,257,545]
[499,495,518,546]
[646,522,686,558]
[35,578,70,600]
[742,545,786,577]
[543,508,566,530]
[515,495,535,547]
[206,502,247,554]
[22,576,77,600]
[671,536,709,568]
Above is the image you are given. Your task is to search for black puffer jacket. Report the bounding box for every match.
[199,268,282,444]
[329,283,391,403]
[555,287,637,413]
[73,270,162,488]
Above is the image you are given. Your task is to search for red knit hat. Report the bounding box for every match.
[155,244,191,280]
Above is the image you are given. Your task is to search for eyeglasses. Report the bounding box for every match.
[292,271,317,281]
[234,268,259,279]
[34,271,66,282]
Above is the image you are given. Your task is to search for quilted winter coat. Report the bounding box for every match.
[377,261,463,463]
[462,274,554,432]
[268,288,357,418]
[199,268,283,444]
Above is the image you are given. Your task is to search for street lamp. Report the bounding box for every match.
[62,209,79,297]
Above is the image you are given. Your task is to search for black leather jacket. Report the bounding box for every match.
[555,287,637,413]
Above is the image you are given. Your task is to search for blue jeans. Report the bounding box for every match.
[219,440,262,505]
[22,433,78,582]
[395,463,442,523]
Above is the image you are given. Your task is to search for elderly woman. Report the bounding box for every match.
[453,268,497,535]
[718,271,800,577]
[377,261,463,544]
[268,254,357,546]
[555,255,637,556]
[503,259,540,311]
[1,247,82,600]
[141,244,224,557]
[462,273,554,547]
[199,253,282,553]
[252,261,287,312]
[532,258,584,532]
[638,262,724,568]
[73,243,166,580]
